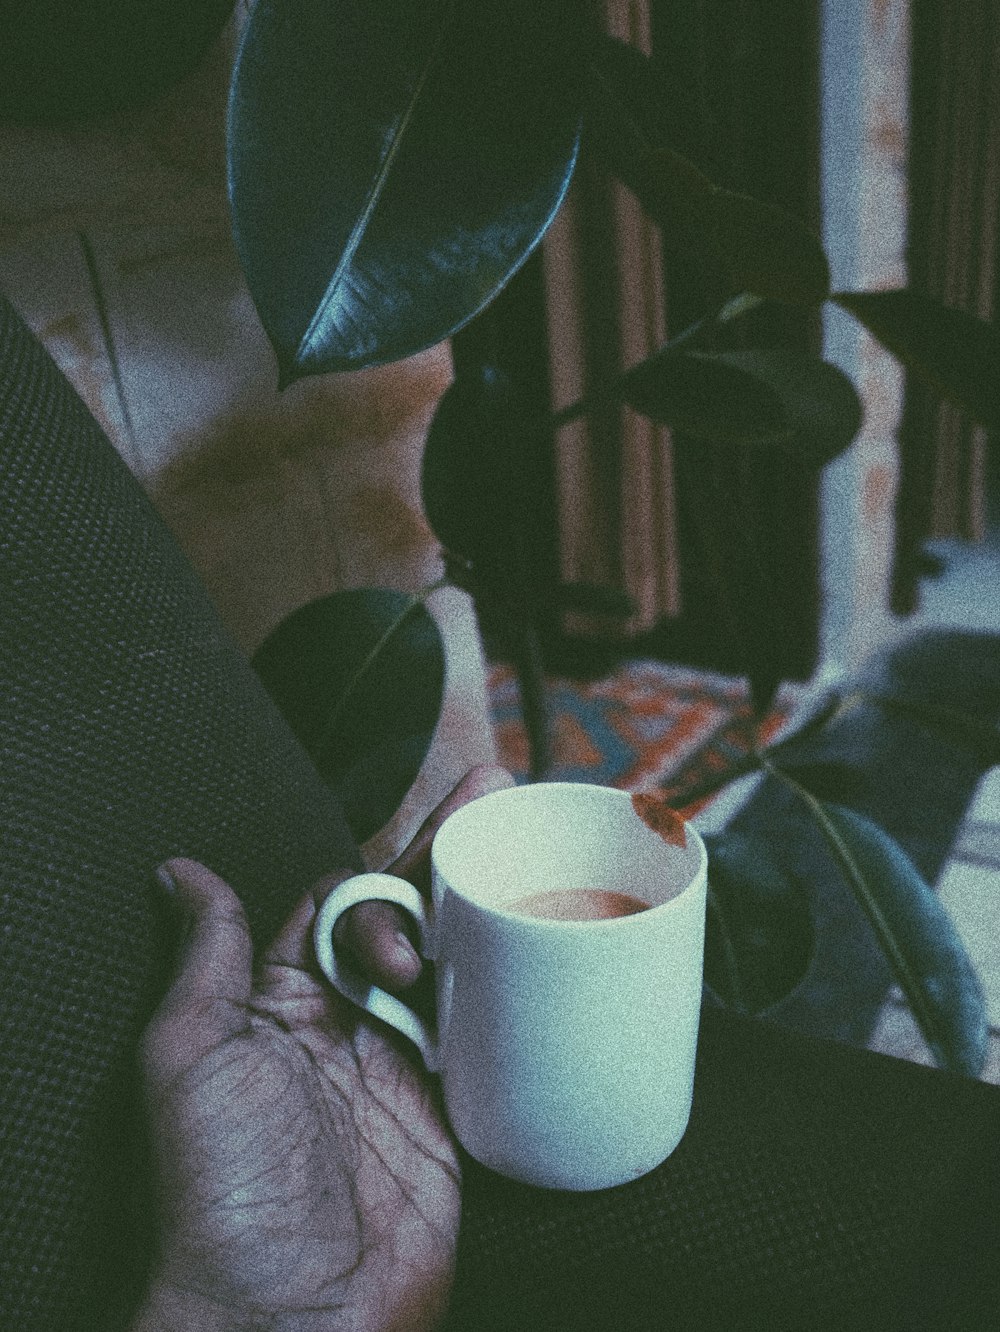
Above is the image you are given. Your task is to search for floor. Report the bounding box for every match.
[0,7,497,875]
[864,530,1000,1080]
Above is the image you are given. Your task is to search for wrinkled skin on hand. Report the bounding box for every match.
[136,765,513,1332]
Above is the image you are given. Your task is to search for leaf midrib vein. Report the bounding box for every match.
[296,0,456,366]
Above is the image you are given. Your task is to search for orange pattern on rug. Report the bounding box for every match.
[487,660,793,814]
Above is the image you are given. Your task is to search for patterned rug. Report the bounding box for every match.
[487,659,794,816]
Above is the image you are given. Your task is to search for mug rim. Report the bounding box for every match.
[430,780,708,928]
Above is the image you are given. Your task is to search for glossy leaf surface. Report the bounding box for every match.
[585,37,829,305]
[622,346,860,461]
[795,794,988,1076]
[704,830,815,1014]
[229,0,581,382]
[834,289,1000,431]
[421,365,524,571]
[861,691,1000,768]
[620,348,792,443]
[252,590,445,844]
[712,349,863,465]
[634,148,832,307]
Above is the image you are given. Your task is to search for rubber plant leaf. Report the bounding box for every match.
[229,0,581,384]
[584,36,829,306]
[620,348,793,443]
[798,796,988,1077]
[710,349,863,465]
[421,364,524,572]
[252,590,445,845]
[860,691,1000,769]
[834,289,1000,431]
[703,829,816,1015]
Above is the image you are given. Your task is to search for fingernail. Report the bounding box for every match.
[392,930,420,973]
[154,864,178,895]
[152,863,191,956]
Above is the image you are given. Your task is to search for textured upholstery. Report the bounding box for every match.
[1,294,998,1331]
[450,1006,1000,1330]
[0,294,362,1330]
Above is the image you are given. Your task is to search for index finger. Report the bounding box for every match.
[280,766,516,992]
[261,871,421,991]
[389,763,516,893]
[321,764,515,990]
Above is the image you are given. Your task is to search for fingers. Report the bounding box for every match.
[334,898,422,990]
[261,869,420,994]
[144,858,255,1081]
[390,763,516,893]
[305,765,516,995]
[260,887,321,972]
[338,764,516,990]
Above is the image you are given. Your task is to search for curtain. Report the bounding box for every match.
[894,1,1000,613]
[545,0,823,695]
[456,0,823,695]
[651,0,823,698]
[543,0,680,639]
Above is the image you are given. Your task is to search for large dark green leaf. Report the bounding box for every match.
[789,790,988,1076]
[637,152,830,308]
[622,347,860,462]
[861,691,1000,768]
[704,830,816,1015]
[704,186,831,307]
[252,590,445,844]
[334,732,438,853]
[421,365,524,571]
[834,289,1000,431]
[713,349,863,465]
[585,37,829,306]
[229,0,581,383]
[422,366,555,777]
[620,348,792,442]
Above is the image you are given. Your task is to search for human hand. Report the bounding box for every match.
[131,764,515,1332]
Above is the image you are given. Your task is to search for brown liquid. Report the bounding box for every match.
[508,888,649,921]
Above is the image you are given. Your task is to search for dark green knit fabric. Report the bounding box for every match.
[0,294,362,1331]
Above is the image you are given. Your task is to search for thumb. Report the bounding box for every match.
[143,858,255,1084]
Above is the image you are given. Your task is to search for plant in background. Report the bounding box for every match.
[227,0,999,1075]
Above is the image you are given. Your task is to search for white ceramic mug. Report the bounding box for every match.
[313,781,708,1191]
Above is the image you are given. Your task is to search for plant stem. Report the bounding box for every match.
[670,751,764,809]
[508,616,551,780]
[705,883,749,1015]
[667,685,861,810]
[760,755,952,1070]
[79,230,138,460]
[716,291,765,325]
[549,393,599,432]
[313,575,449,768]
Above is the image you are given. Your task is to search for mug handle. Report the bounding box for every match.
[312,872,439,1071]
